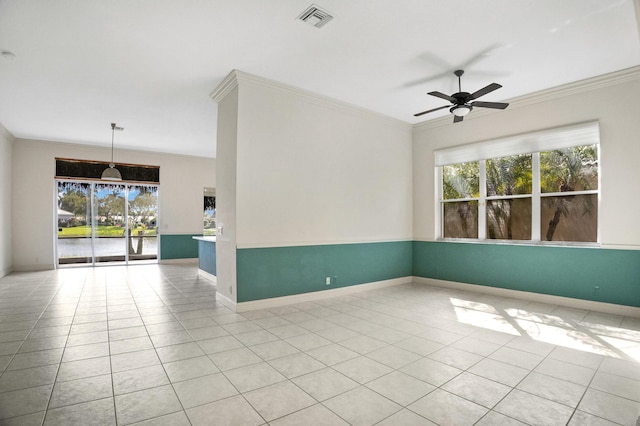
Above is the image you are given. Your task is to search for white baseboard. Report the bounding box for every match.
[12,263,56,272]
[216,291,237,311]
[413,277,640,318]
[159,258,198,265]
[0,266,11,278]
[197,269,217,283]
[234,277,412,312]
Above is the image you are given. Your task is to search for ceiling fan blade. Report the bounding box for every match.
[428,91,456,103]
[471,101,509,109]
[413,104,450,117]
[469,83,502,100]
[403,70,451,87]
[453,115,464,123]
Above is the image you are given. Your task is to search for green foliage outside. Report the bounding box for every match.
[59,188,88,217]
[442,161,479,199]
[486,154,532,196]
[442,144,598,241]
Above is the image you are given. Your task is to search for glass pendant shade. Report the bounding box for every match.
[452,105,471,117]
[102,122,122,181]
[102,163,122,180]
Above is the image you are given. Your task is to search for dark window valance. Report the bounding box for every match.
[56,158,160,183]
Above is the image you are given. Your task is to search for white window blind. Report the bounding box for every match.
[434,121,600,166]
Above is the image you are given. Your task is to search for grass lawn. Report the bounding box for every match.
[58,225,157,238]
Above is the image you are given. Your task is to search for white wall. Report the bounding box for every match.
[413,68,640,249]
[235,74,413,248]
[0,124,14,277]
[12,139,215,271]
[214,85,239,303]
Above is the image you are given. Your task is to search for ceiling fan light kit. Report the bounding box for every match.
[451,105,471,117]
[414,69,509,123]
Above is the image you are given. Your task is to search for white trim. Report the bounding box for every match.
[197,269,216,282]
[532,152,541,240]
[233,277,412,312]
[159,258,198,265]
[210,70,411,131]
[478,160,487,238]
[0,122,14,143]
[434,121,600,166]
[413,276,640,318]
[0,266,12,278]
[600,243,640,250]
[210,70,240,103]
[12,263,56,272]
[215,291,237,312]
[236,238,413,249]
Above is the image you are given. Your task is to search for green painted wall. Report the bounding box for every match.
[413,241,640,307]
[198,240,216,275]
[236,241,413,302]
[160,234,200,260]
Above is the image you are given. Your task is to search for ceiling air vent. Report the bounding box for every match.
[297,4,333,28]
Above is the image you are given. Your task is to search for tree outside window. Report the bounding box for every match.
[440,144,598,243]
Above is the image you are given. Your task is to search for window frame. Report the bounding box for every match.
[436,122,600,246]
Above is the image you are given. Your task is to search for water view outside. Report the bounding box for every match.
[57,237,158,261]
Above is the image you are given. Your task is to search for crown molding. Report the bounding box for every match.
[211,69,411,131]
[0,122,15,143]
[414,65,640,131]
[210,70,240,103]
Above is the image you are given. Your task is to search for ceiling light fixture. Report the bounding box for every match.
[101,123,123,181]
[450,105,472,117]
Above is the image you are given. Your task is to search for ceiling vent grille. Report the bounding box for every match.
[297,4,333,28]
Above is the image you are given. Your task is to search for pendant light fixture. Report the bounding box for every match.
[101,122,123,181]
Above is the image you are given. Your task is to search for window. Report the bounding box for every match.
[204,187,216,236]
[486,153,532,240]
[437,122,599,244]
[442,161,479,238]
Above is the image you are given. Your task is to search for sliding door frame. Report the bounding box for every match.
[55,179,160,267]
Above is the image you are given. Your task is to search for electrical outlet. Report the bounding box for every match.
[325,276,331,285]
[229,285,233,295]
[333,276,338,285]
[593,286,600,296]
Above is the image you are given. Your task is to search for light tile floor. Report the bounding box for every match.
[0,264,639,425]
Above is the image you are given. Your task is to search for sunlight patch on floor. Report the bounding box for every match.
[451,297,640,361]
[451,299,521,336]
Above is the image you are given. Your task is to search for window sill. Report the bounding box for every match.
[437,238,601,249]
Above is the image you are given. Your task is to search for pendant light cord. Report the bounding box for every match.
[110,122,116,165]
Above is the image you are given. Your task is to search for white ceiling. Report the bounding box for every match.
[1,0,639,158]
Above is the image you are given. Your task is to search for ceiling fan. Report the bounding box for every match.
[414,69,509,123]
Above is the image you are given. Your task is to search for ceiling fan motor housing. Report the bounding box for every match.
[452,92,471,105]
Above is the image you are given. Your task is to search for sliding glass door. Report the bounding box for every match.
[57,182,92,264]
[57,180,158,266]
[93,184,126,263]
[127,185,158,261]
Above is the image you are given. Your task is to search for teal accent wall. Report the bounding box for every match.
[198,240,216,275]
[413,241,640,307]
[236,241,413,302]
[160,234,200,260]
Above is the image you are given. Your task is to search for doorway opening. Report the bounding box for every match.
[56,180,159,266]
